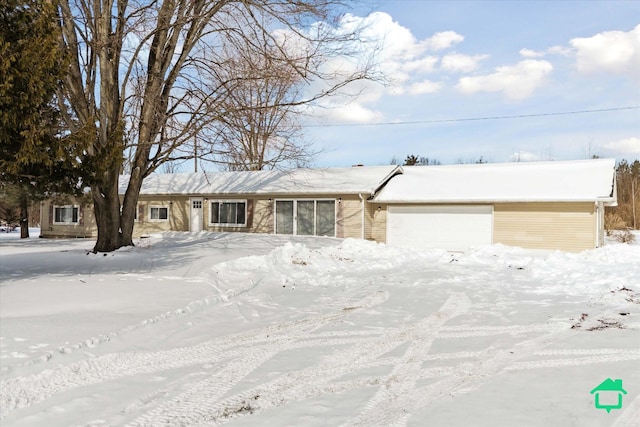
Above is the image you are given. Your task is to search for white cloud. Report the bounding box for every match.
[548,45,572,56]
[570,24,640,75]
[422,31,464,51]
[441,53,488,73]
[508,151,540,162]
[455,59,553,100]
[603,137,640,155]
[295,12,470,121]
[520,46,572,58]
[321,102,384,124]
[408,80,442,95]
[519,48,545,58]
[403,57,439,74]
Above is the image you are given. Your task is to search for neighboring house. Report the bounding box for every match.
[40,159,617,252]
[590,378,627,412]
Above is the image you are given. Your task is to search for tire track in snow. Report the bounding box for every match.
[504,350,640,370]
[612,393,640,427]
[132,293,470,426]
[0,290,388,419]
[406,325,577,416]
[343,292,471,427]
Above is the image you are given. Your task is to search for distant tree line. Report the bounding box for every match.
[606,159,640,231]
[391,154,492,166]
[391,154,442,166]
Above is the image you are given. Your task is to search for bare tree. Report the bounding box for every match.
[210,42,316,171]
[56,0,378,252]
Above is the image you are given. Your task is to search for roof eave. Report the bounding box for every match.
[370,198,616,204]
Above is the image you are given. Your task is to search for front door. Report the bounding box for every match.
[190,198,203,232]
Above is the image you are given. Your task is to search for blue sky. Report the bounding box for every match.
[301,0,640,167]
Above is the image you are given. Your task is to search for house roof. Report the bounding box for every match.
[374,159,617,204]
[590,378,627,394]
[119,165,401,197]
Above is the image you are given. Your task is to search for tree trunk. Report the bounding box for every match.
[19,195,29,239]
[120,168,144,245]
[92,168,125,252]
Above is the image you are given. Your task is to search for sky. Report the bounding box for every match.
[299,0,640,167]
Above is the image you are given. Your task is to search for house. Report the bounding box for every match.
[373,159,617,252]
[41,165,402,240]
[590,378,627,412]
[40,159,617,252]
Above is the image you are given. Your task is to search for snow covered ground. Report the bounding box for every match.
[1,229,639,426]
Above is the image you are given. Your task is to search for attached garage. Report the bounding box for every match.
[387,205,492,251]
[373,159,617,252]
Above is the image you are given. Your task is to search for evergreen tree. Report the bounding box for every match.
[0,0,83,237]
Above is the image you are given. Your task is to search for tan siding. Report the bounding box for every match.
[367,202,387,243]
[494,202,596,252]
[133,197,188,236]
[251,199,273,233]
[340,196,364,239]
[42,193,368,241]
[198,197,257,234]
[40,199,97,238]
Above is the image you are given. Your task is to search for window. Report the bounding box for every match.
[149,206,169,221]
[275,200,335,237]
[53,205,79,224]
[210,200,246,226]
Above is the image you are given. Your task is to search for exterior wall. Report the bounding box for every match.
[251,199,274,234]
[131,194,365,238]
[269,194,360,238]
[339,195,364,239]
[41,197,600,253]
[40,200,96,238]
[493,202,596,252]
[366,202,387,243]
[133,196,189,236]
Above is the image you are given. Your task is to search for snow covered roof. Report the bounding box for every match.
[374,159,617,204]
[119,165,401,196]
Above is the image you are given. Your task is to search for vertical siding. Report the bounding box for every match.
[252,198,273,233]
[366,202,387,243]
[494,202,596,252]
[340,196,364,239]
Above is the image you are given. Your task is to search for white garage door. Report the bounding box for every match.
[387,205,493,251]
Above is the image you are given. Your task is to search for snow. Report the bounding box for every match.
[121,165,400,196]
[375,159,617,203]
[1,230,639,426]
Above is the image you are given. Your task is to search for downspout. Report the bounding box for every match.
[358,193,365,239]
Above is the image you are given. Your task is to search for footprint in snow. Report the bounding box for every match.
[28,343,49,350]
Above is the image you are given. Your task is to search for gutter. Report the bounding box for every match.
[370,198,616,204]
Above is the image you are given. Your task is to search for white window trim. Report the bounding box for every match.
[53,205,80,225]
[148,205,170,222]
[273,199,336,237]
[209,200,248,227]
